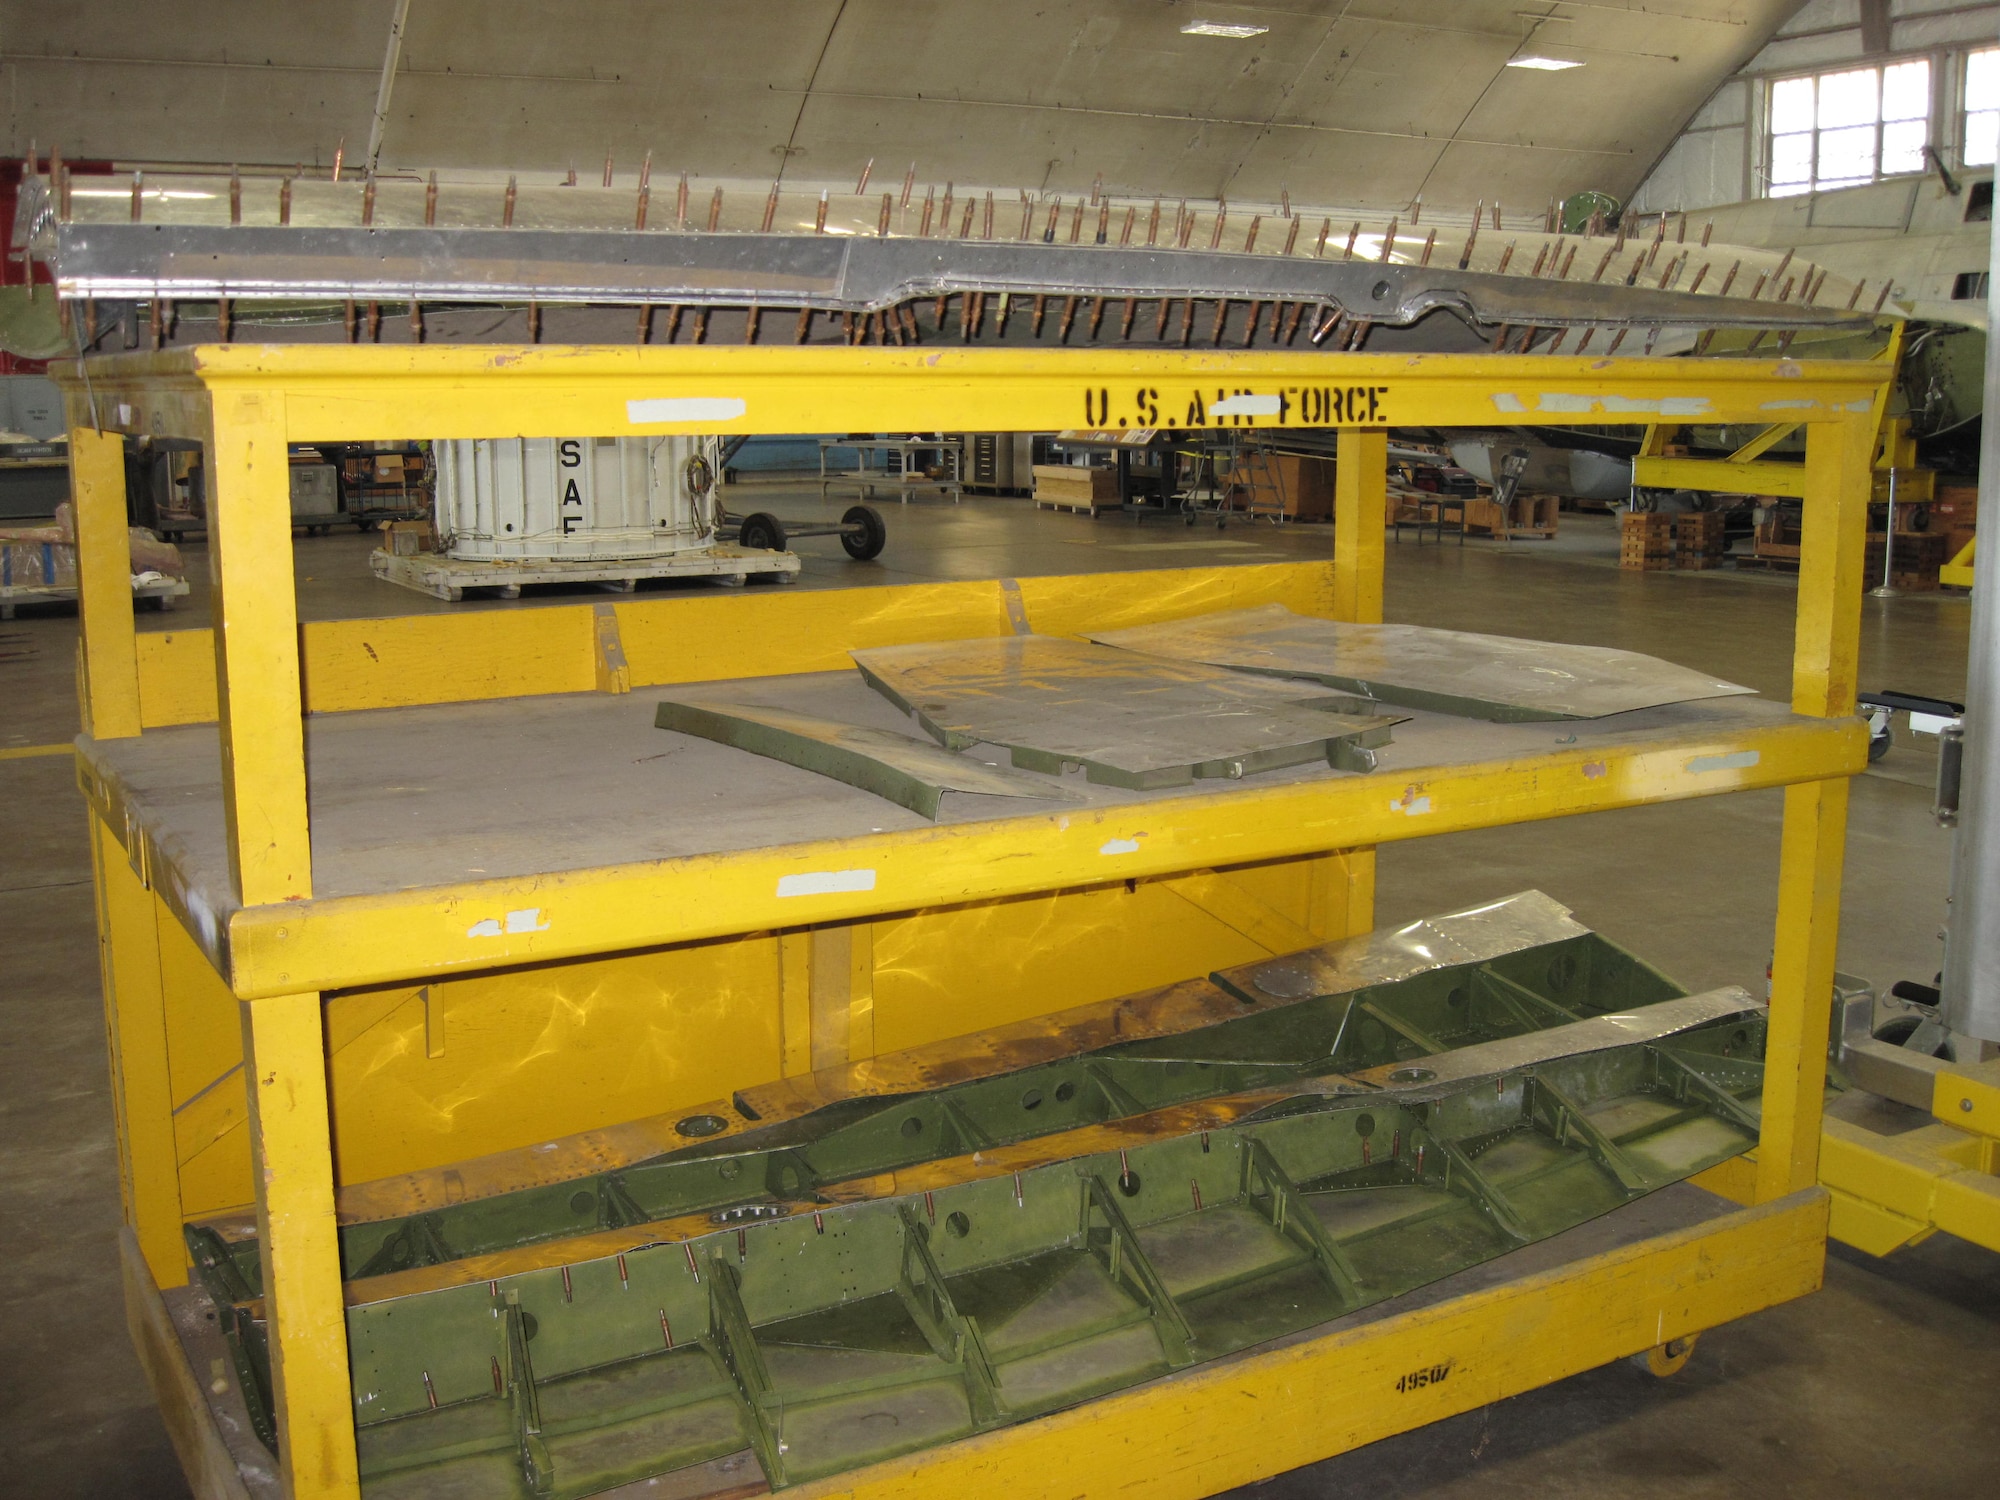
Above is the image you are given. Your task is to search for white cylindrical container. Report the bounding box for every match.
[433,436,720,561]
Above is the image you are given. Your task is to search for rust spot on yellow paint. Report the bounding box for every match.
[1582,761,1607,779]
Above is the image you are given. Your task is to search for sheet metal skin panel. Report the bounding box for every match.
[653,696,1085,819]
[1089,604,1757,723]
[26,221,1869,339]
[852,635,1401,788]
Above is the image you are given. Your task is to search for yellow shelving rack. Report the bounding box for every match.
[61,344,1880,1500]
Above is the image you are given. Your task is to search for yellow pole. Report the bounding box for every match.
[1756,413,1870,1202]
[1332,428,1387,625]
[91,818,188,1284]
[242,992,361,1498]
[1331,426,1389,937]
[71,427,143,739]
[207,390,313,905]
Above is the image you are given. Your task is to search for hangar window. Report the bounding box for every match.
[1966,48,2000,167]
[1768,60,1930,196]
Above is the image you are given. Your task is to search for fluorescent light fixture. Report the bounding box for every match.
[1507,55,1583,70]
[1181,21,1269,38]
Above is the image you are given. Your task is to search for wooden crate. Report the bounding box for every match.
[1225,451,1337,520]
[1033,463,1118,499]
[1034,464,1120,512]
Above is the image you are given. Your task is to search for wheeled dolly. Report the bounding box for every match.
[721,503,887,560]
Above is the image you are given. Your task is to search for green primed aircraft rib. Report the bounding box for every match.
[183,897,1771,1498]
[190,903,1687,1301]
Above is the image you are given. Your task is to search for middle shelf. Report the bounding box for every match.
[80,665,1862,1000]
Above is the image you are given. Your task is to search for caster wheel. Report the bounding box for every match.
[1873,1015,1953,1057]
[738,511,788,552]
[839,505,887,560]
[1868,725,1892,763]
[1631,1334,1698,1378]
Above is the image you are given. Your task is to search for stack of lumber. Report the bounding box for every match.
[1935,482,1977,576]
[1673,512,1728,569]
[1864,531,1949,591]
[1620,512,1675,571]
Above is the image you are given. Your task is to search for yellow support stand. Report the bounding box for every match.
[59,344,1883,1500]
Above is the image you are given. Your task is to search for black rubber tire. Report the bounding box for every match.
[1868,725,1892,763]
[839,505,887,560]
[737,512,788,552]
[1873,1014,1953,1057]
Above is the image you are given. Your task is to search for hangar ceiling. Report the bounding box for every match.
[5,1,1800,212]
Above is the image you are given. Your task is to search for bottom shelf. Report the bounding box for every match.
[127,1183,1828,1500]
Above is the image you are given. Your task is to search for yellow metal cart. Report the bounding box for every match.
[63,344,1880,1500]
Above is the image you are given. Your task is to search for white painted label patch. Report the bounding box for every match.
[1686,750,1760,773]
[1099,837,1142,855]
[1535,394,1712,418]
[1391,795,1434,816]
[776,868,877,898]
[1209,394,1282,416]
[467,908,552,937]
[627,397,748,424]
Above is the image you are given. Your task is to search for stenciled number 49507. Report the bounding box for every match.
[1395,1361,1452,1394]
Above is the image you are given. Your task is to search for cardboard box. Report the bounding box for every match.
[383,520,436,556]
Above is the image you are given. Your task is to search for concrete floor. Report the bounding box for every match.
[2,491,1994,1498]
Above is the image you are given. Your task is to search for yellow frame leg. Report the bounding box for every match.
[1332,426,1388,933]
[1756,414,1870,1203]
[207,390,312,906]
[1333,427,1387,625]
[72,426,143,740]
[242,992,360,1498]
[91,815,187,1285]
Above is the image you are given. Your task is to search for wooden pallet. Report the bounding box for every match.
[0,577,189,619]
[371,543,800,601]
[1035,496,1124,516]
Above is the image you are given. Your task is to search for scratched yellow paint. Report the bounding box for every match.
[323,936,784,1184]
[62,341,1879,1500]
[135,631,219,727]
